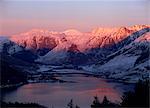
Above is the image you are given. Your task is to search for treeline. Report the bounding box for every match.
[1,101,47,108]
[1,80,149,108]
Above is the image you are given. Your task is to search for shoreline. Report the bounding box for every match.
[0,69,136,91]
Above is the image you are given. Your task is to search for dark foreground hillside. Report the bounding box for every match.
[0,58,27,87]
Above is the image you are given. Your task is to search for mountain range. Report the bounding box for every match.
[0,24,150,83]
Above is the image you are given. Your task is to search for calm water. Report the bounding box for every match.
[3,73,134,108]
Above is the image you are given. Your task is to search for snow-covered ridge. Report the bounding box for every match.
[85,32,150,83]
[9,25,150,52]
[1,25,149,65]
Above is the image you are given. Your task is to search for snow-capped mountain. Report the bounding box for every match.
[0,37,24,55]
[63,29,83,36]
[83,32,150,83]
[10,29,62,56]
[0,36,38,62]
[1,25,149,65]
[0,25,150,83]
[10,25,149,52]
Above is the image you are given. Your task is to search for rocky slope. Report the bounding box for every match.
[0,25,149,65]
[6,25,148,65]
[83,32,150,83]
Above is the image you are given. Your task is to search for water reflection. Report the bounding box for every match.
[3,74,134,108]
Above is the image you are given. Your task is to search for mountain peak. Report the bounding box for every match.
[63,29,82,35]
[129,25,150,31]
[27,29,51,34]
[91,27,118,35]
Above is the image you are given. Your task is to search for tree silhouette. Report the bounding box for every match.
[121,80,149,107]
[75,105,80,108]
[67,99,73,108]
[1,101,47,108]
[102,96,109,105]
[91,96,119,108]
[67,99,80,108]
[91,96,101,108]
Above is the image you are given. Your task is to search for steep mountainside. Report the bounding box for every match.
[83,32,150,83]
[37,25,149,64]
[0,38,37,62]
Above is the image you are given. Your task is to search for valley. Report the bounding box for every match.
[0,25,149,108]
[1,25,149,84]
[1,0,149,107]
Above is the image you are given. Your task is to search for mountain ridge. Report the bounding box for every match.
[0,25,148,65]
[10,25,150,52]
[83,32,150,83]
[0,25,149,83]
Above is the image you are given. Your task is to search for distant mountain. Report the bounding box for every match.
[83,32,150,83]
[63,29,83,35]
[0,25,149,65]
[10,29,60,56]
[36,25,149,65]
[10,25,149,52]
[0,25,149,83]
